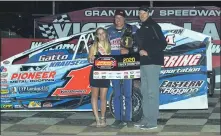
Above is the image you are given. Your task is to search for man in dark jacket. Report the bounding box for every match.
[134,6,167,130]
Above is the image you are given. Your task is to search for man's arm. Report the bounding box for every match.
[148,24,167,56]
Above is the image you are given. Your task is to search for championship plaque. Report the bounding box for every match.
[93,54,140,79]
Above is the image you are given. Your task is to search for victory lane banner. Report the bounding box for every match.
[93,54,140,79]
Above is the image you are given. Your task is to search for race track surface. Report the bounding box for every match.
[1,90,220,136]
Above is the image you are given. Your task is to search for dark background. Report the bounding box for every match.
[0,1,220,38]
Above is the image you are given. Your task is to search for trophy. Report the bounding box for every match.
[120,25,134,49]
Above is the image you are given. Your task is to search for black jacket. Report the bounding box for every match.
[135,17,167,65]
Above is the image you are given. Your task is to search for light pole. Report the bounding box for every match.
[52,1,56,15]
[150,1,154,8]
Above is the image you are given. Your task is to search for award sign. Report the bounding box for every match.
[93,54,140,79]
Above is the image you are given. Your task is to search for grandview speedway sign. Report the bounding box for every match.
[34,7,220,40]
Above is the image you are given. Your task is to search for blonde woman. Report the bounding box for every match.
[88,27,111,127]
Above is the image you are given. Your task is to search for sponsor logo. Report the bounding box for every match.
[11,71,56,80]
[116,76,122,79]
[135,74,140,78]
[1,99,11,103]
[30,42,76,52]
[61,90,86,95]
[130,71,134,74]
[14,105,23,109]
[43,102,53,108]
[102,76,106,79]
[1,84,8,89]
[101,72,106,74]
[49,60,88,67]
[95,60,117,67]
[130,75,135,78]
[94,72,99,75]
[110,38,121,50]
[1,79,7,83]
[1,73,8,78]
[28,101,41,108]
[39,54,69,62]
[1,94,10,98]
[160,80,204,95]
[10,71,56,83]
[168,29,185,35]
[124,75,128,78]
[1,104,13,109]
[0,66,7,72]
[136,71,140,74]
[10,86,49,94]
[163,54,202,68]
[3,60,10,65]
[160,67,201,75]
[1,89,9,94]
[93,75,99,79]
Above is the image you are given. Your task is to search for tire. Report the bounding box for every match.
[208,69,215,97]
[109,84,143,122]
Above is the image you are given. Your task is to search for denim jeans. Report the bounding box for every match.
[140,65,161,127]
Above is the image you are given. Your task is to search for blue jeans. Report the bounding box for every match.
[112,79,132,121]
[140,65,161,127]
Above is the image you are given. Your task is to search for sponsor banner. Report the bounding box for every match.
[93,54,140,79]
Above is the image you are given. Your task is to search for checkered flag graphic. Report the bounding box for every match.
[38,14,71,39]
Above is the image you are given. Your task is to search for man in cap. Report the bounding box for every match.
[107,9,138,128]
[134,6,167,130]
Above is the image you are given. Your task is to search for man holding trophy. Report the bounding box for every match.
[107,9,138,128]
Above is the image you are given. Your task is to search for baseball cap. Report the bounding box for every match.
[139,5,150,13]
[114,9,126,18]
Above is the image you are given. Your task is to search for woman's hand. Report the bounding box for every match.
[89,56,96,63]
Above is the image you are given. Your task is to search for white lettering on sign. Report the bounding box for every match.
[29,42,76,58]
[163,54,202,68]
[84,9,154,17]
[160,9,220,17]
[39,54,68,62]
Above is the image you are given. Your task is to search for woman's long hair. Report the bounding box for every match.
[92,27,111,55]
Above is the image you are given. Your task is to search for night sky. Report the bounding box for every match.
[0,1,220,14]
[0,1,220,38]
